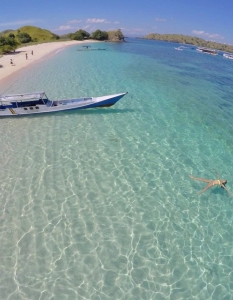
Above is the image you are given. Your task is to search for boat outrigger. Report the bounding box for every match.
[77,45,106,51]
[0,91,128,116]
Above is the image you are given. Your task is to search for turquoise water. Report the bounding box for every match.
[1,39,233,299]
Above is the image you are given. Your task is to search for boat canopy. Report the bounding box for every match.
[0,92,46,102]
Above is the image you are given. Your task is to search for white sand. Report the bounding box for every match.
[0,40,97,83]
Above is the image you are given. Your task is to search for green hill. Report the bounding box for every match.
[144,33,233,53]
[2,26,59,43]
[0,29,13,35]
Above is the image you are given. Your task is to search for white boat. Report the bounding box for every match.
[0,91,128,116]
[223,53,233,60]
[174,47,183,51]
[196,47,218,55]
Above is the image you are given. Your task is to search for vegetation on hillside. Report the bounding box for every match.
[17,32,32,43]
[14,26,59,42]
[144,33,233,53]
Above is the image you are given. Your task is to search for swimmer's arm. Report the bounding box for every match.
[221,184,233,197]
[213,168,220,181]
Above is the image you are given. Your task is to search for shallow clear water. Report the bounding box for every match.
[1,39,233,299]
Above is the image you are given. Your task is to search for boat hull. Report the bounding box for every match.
[0,92,127,117]
[223,53,233,60]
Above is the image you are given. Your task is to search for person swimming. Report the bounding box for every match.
[189,169,231,196]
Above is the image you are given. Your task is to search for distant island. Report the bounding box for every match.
[0,26,125,54]
[144,33,233,53]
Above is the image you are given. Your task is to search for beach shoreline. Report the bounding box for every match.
[0,40,98,85]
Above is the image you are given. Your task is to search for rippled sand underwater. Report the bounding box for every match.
[1,39,233,299]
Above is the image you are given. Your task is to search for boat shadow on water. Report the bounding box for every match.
[8,108,135,119]
[66,108,134,115]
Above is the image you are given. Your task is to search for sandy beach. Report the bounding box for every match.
[0,40,97,83]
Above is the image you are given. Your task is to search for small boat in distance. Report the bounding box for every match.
[0,92,128,117]
[223,53,233,60]
[174,45,187,51]
[174,47,183,51]
[196,47,218,55]
[77,45,106,51]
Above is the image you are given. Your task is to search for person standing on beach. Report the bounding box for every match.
[31,50,33,55]
[189,169,231,196]
[25,53,28,60]
[10,59,13,65]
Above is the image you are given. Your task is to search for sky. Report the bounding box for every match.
[1,0,233,44]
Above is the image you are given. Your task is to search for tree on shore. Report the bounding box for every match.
[70,30,90,41]
[0,36,18,54]
[91,29,108,40]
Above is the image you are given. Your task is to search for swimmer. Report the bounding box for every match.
[189,169,232,196]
